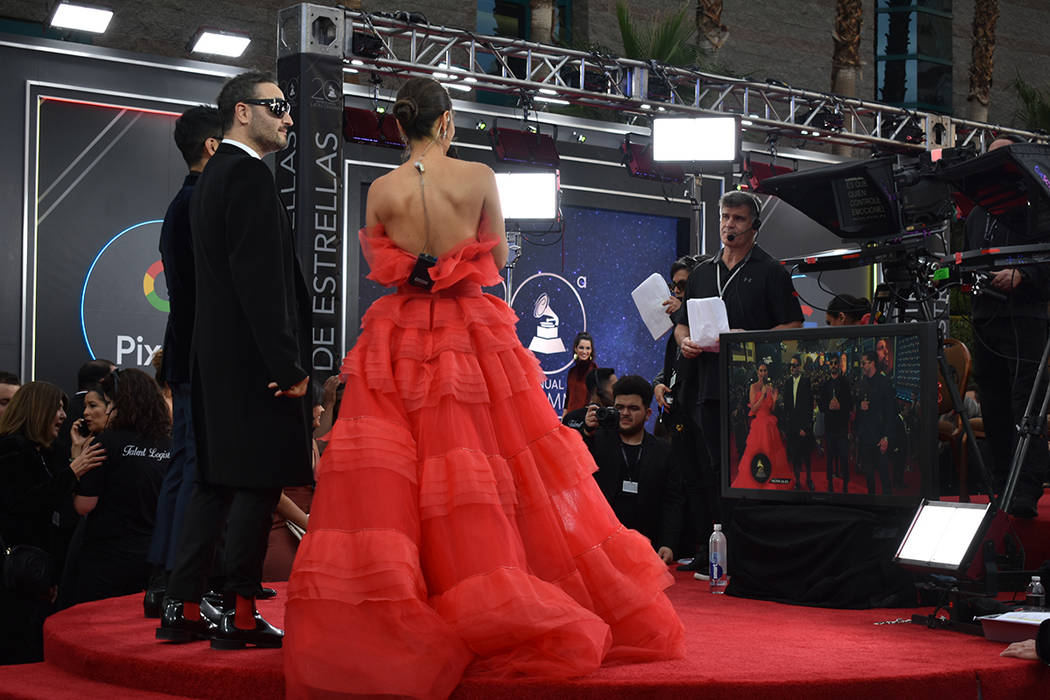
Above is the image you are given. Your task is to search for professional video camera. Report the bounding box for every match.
[759,143,1050,246]
[757,146,976,244]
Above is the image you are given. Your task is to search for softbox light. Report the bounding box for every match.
[495,172,559,221]
[652,116,739,166]
[492,128,559,169]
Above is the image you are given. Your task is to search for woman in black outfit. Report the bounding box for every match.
[66,369,170,606]
[0,381,104,664]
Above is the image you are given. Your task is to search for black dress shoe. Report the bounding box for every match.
[200,594,228,626]
[210,610,284,650]
[143,587,165,618]
[156,599,213,643]
[256,587,277,600]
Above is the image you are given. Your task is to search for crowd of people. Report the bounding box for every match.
[1,72,1047,688]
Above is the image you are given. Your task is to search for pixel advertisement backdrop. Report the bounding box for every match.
[32,97,185,388]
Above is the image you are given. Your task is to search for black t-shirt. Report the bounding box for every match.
[672,245,803,402]
[612,441,643,532]
[78,429,169,546]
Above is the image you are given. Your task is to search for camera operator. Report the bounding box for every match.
[583,375,683,564]
[964,137,1050,518]
[562,367,617,434]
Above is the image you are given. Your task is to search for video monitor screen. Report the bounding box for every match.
[720,323,938,507]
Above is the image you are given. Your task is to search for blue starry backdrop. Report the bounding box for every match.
[355,203,682,420]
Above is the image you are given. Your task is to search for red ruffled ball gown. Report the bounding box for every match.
[284,225,684,699]
[734,387,792,488]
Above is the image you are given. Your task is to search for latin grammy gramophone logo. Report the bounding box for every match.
[510,273,586,376]
[751,453,771,483]
[527,293,566,354]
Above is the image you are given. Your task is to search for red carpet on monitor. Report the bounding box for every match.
[2,544,1049,700]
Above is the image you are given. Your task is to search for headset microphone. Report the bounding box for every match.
[725,233,736,241]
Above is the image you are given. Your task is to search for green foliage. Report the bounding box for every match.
[615,2,699,67]
[1014,73,1050,132]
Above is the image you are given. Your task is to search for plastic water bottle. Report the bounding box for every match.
[1025,576,1045,608]
[709,524,728,594]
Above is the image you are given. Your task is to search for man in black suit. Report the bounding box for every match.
[819,353,852,492]
[144,106,222,616]
[159,72,314,649]
[782,355,815,491]
[855,351,896,495]
[584,375,683,564]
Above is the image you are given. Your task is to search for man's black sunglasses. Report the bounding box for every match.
[242,98,290,118]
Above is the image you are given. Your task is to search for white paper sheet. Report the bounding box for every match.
[631,273,674,340]
[686,297,730,347]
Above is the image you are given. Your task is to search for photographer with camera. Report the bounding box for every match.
[583,375,683,564]
[563,367,617,435]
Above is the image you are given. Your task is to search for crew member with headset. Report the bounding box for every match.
[964,137,1050,518]
[670,190,803,574]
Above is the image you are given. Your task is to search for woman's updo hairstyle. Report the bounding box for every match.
[393,77,452,142]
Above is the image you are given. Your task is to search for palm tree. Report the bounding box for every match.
[967,0,1000,123]
[616,2,698,66]
[695,0,728,54]
[830,0,862,99]
[530,0,555,45]
[1014,76,1050,132]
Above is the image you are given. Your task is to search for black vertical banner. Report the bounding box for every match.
[276,52,344,381]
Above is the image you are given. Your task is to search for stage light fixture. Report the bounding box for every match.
[801,107,844,133]
[351,31,385,58]
[49,2,112,34]
[620,136,685,183]
[189,29,251,58]
[880,115,925,145]
[343,106,402,149]
[495,172,559,221]
[652,116,740,165]
[475,120,488,131]
[492,127,559,169]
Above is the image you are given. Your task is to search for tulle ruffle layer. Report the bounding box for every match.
[285,229,683,699]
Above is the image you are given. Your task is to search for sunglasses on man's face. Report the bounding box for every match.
[242,98,290,118]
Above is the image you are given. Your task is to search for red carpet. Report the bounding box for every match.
[1,560,1049,699]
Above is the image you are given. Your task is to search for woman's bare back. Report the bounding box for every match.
[366,155,505,263]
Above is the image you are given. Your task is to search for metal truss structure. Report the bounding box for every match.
[343,9,1044,154]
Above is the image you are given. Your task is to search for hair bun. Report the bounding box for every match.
[393,97,418,125]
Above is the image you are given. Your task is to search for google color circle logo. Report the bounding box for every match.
[143,260,169,312]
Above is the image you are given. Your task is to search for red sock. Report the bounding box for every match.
[234,595,256,630]
[182,601,200,620]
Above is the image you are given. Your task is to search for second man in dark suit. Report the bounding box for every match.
[781,355,814,491]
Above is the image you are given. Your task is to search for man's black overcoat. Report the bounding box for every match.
[189,143,313,489]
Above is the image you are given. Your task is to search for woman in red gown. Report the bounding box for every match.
[284,78,683,699]
[735,363,791,488]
